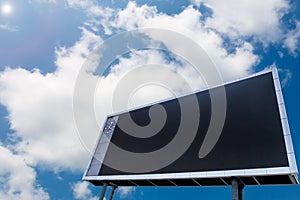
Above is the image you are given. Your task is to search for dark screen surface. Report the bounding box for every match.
[95,72,289,176]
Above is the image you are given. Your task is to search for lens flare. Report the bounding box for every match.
[2,3,12,15]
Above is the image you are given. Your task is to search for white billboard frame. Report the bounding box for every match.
[82,68,298,186]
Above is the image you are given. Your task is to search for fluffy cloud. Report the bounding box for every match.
[0,146,49,200]
[93,48,201,123]
[66,0,114,34]
[32,0,56,3]
[279,68,292,87]
[28,0,57,4]
[118,187,135,199]
[66,0,91,8]
[0,27,102,171]
[108,2,259,80]
[72,182,133,200]
[0,24,18,32]
[196,0,289,43]
[0,2,260,173]
[66,0,113,20]
[72,182,98,200]
[284,20,300,55]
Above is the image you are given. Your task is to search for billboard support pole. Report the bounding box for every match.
[232,178,244,200]
[109,186,117,200]
[99,183,108,200]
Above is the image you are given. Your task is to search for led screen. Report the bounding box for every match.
[84,70,298,186]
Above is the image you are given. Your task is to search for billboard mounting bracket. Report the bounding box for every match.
[98,184,118,200]
[99,183,107,200]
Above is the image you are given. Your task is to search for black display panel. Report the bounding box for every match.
[99,72,288,174]
[84,70,298,186]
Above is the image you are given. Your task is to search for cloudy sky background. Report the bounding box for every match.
[1,0,300,199]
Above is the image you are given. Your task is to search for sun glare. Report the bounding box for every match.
[1,3,13,15]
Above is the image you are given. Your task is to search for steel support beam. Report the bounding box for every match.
[109,186,117,200]
[232,178,244,200]
[99,183,108,200]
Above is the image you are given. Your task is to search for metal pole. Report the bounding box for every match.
[99,183,108,200]
[232,178,244,200]
[109,186,118,200]
[232,178,239,200]
[239,182,244,200]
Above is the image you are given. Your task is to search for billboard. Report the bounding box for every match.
[83,68,298,186]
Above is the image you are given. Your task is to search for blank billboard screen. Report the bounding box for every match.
[83,69,298,186]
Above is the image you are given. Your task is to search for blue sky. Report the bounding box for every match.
[0,0,300,199]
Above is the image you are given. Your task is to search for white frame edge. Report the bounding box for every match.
[82,68,298,183]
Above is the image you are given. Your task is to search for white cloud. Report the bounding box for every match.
[72,182,98,200]
[197,0,289,43]
[191,0,201,7]
[0,27,102,171]
[118,186,135,198]
[0,1,261,174]
[68,0,291,45]
[264,64,292,87]
[0,24,18,32]
[0,146,49,200]
[108,2,259,80]
[66,0,114,34]
[29,0,56,3]
[94,49,202,117]
[66,0,113,18]
[284,20,300,55]
[66,0,91,8]
[279,68,292,87]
